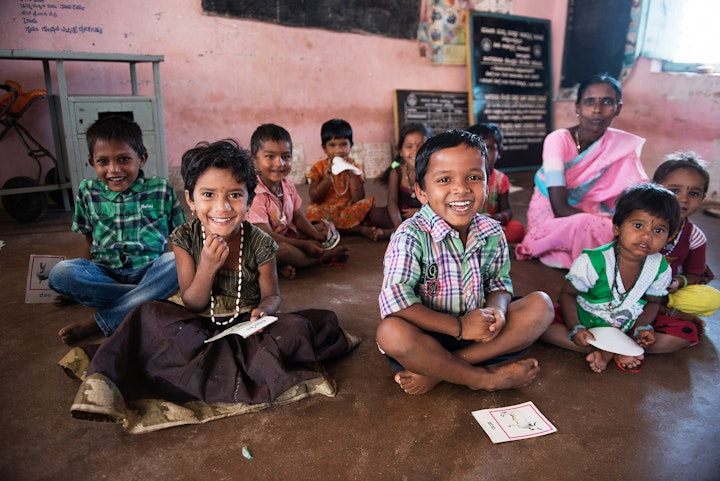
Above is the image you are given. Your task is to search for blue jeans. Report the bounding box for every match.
[48,253,179,335]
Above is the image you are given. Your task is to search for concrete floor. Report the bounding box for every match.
[1,170,719,481]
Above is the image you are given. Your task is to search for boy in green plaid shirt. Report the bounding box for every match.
[49,116,186,344]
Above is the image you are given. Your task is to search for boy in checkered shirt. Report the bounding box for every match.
[376,129,553,395]
[49,116,186,344]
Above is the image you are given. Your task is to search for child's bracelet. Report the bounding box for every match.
[674,274,688,288]
[455,315,463,340]
[567,324,586,341]
[633,325,654,338]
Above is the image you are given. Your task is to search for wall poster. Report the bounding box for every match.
[468,12,552,170]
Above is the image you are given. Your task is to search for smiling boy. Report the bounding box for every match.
[49,116,186,344]
[376,129,554,395]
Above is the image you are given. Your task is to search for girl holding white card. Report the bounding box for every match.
[62,139,358,432]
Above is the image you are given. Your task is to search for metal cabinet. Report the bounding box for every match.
[66,96,166,183]
[0,50,167,207]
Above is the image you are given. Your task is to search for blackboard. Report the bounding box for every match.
[394,90,470,143]
[202,0,420,39]
[560,0,634,93]
[468,12,552,170]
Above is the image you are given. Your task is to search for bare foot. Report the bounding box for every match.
[358,225,376,240]
[320,245,350,265]
[54,294,77,307]
[58,318,101,345]
[278,264,296,280]
[370,227,392,242]
[585,350,614,372]
[474,359,540,391]
[614,353,644,371]
[394,370,442,395]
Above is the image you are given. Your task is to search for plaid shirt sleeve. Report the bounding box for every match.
[378,229,424,318]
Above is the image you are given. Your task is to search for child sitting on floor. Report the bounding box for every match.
[372,122,430,240]
[466,123,525,243]
[376,129,554,395]
[246,124,350,279]
[62,138,358,432]
[542,183,680,372]
[652,151,720,351]
[305,118,387,240]
[48,116,186,344]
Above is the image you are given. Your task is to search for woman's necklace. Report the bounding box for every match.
[404,164,416,198]
[574,129,584,153]
[201,222,244,326]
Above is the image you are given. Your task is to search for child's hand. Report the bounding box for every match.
[301,239,325,257]
[462,308,505,343]
[571,327,595,347]
[636,329,655,347]
[401,207,420,219]
[666,277,681,294]
[201,233,229,272]
[322,162,333,178]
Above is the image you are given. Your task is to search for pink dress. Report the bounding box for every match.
[515,128,648,268]
[246,177,302,238]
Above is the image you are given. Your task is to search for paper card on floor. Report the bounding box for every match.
[25,255,65,303]
[204,316,279,343]
[472,401,557,443]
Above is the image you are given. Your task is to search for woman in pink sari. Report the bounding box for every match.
[515,74,648,269]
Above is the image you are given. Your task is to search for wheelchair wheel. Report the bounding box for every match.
[45,167,74,208]
[1,176,48,222]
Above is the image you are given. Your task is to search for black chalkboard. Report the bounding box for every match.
[560,0,634,91]
[394,90,470,143]
[468,13,552,170]
[202,0,420,39]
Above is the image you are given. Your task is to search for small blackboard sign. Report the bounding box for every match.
[394,90,470,143]
[468,12,552,170]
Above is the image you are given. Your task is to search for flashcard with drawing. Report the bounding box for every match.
[472,401,557,443]
[25,255,66,303]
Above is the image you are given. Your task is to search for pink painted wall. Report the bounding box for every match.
[2,0,719,201]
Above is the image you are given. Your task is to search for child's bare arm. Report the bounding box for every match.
[492,191,513,225]
[175,234,227,312]
[559,280,595,346]
[348,172,365,202]
[392,303,466,338]
[251,257,281,320]
[309,163,333,203]
[254,221,323,255]
[386,169,403,228]
[634,295,660,347]
[293,210,326,242]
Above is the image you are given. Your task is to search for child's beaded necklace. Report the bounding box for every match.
[201,222,244,326]
[403,163,416,198]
